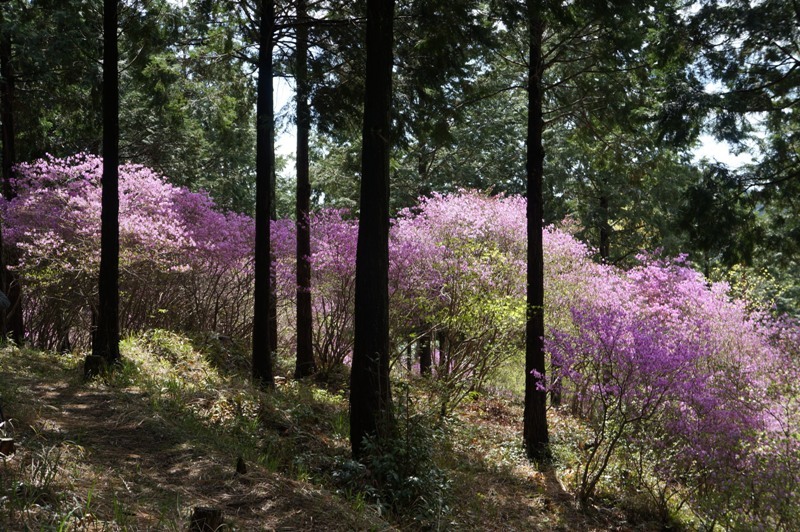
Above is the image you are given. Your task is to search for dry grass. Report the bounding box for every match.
[0,335,684,531]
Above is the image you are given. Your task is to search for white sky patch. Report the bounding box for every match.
[274,77,297,162]
[692,134,755,168]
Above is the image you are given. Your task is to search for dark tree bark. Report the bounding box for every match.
[349,0,395,458]
[89,0,121,371]
[523,0,551,464]
[0,2,14,202]
[252,0,275,388]
[598,193,610,261]
[0,0,12,340]
[0,1,23,343]
[268,24,279,358]
[0,223,6,339]
[418,331,431,376]
[294,0,315,379]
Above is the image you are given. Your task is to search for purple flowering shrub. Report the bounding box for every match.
[548,254,800,526]
[272,191,534,402]
[271,209,358,372]
[2,154,255,349]
[389,191,529,412]
[4,157,798,527]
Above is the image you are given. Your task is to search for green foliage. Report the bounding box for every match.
[2,0,257,212]
[333,385,450,527]
[677,163,760,269]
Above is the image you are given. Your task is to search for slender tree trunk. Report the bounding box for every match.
[523,0,551,464]
[253,0,275,388]
[268,29,279,358]
[0,221,6,338]
[0,2,12,340]
[0,3,23,343]
[0,4,14,202]
[418,331,431,376]
[269,256,278,357]
[350,0,395,458]
[294,0,315,378]
[91,0,121,368]
[269,275,278,353]
[598,193,610,261]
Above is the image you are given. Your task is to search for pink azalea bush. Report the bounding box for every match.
[272,209,358,372]
[3,157,798,527]
[388,191,529,411]
[547,253,800,527]
[2,153,254,349]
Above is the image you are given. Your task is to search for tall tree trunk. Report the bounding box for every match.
[252,0,275,388]
[350,0,395,458]
[523,0,551,464]
[91,0,121,367]
[294,0,315,378]
[598,193,610,261]
[0,2,23,343]
[418,331,431,376]
[268,28,279,358]
[0,3,14,202]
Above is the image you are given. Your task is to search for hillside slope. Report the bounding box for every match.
[0,339,672,531]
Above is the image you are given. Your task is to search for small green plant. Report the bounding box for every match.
[333,384,451,528]
[112,492,132,528]
[330,410,349,438]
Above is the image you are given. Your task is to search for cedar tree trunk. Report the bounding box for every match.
[294,0,315,378]
[523,0,551,463]
[349,0,395,458]
[0,1,23,343]
[91,0,121,367]
[253,0,275,387]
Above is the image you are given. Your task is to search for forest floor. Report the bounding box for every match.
[0,338,678,531]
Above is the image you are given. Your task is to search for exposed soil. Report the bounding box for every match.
[1,347,670,531]
[0,351,391,531]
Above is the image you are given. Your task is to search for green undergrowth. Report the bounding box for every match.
[1,332,696,530]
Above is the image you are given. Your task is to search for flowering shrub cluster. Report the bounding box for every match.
[3,156,798,527]
[272,191,532,400]
[272,209,358,372]
[2,153,254,349]
[388,192,528,411]
[547,254,800,527]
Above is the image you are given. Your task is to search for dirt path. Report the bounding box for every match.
[0,353,389,531]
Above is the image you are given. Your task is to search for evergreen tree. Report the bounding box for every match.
[294,0,315,378]
[350,0,395,458]
[1,0,257,214]
[308,0,495,210]
[679,0,800,313]
[0,0,23,342]
[252,0,276,388]
[88,0,121,375]
[523,0,550,464]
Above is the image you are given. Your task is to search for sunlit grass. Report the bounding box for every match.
[0,334,700,530]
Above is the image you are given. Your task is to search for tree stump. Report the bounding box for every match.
[189,506,223,531]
